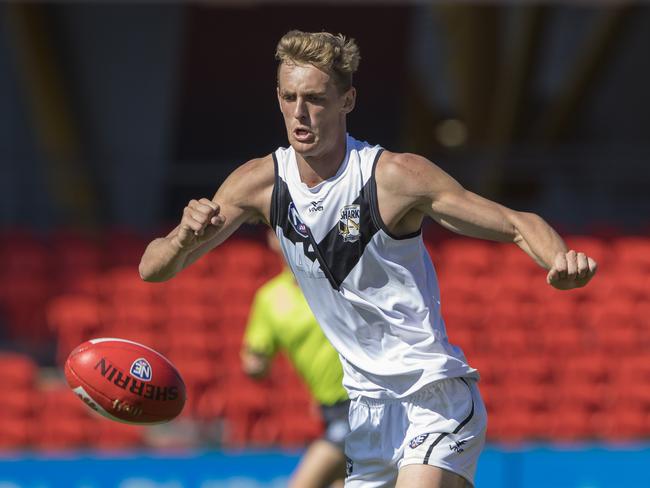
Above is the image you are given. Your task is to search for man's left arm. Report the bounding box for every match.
[379,152,597,290]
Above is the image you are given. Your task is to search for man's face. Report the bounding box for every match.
[277,62,355,159]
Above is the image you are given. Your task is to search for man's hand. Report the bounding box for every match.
[547,250,598,290]
[241,349,270,379]
[172,198,225,250]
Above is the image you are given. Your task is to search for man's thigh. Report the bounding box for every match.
[289,439,346,488]
[396,464,470,488]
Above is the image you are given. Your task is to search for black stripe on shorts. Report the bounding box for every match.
[423,379,475,465]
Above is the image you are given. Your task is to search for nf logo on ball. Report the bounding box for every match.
[130,358,152,382]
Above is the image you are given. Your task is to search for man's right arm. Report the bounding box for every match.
[139,155,275,282]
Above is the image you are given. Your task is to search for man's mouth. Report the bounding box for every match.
[294,128,314,142]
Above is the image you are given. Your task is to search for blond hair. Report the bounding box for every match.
[275,30,360,92]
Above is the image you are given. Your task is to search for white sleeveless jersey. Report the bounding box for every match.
[270,134,478,399]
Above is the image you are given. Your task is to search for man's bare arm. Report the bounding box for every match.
[139,155,274,282]
[377,152,597,290]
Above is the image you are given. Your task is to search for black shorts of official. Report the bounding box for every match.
[320,399,351,450]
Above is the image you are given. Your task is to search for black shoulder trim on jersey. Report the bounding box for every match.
[369,150,422,241]
[309,176,381,289]
[270,152,279,228]
[274,176,321,265]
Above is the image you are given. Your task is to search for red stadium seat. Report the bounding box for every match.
[206,238,269,282]
[34,415,96,450]
[561,353,609,384]
[46,295,103,335]
[487,407,549,442]
[607,273,649,302]
[594,325,640,353]
[248,415,282,446]
[443,300,486,331]
[588,300,640,330]
[159,275,216,306]
[163,301,216,330]
[92,421,145,450]
[499,382,553,412]
[104,229,149,267]
[613,236,650,272]
[547,406,594,441]
[194,385,227,421]
[50,230,105,276]
[483,301,541,332]
[555,381,607,412]
[437,239,496,276]
[446,328,478,357]
[616,353,650,386]
[103,301,163,331]
[1,390,34,418]
[165,329,220,360]
[222,415,253,448]
[0,417,32,450]
[505,354,553,384]
[0,276,53,342]
[487,327,535,355]
[498,245,542,276]
[0,353,38,390]
[541,323,592,353]
[276,411,323,448]
[608,381,650,410]
[102,266,161,304]
[592,406,649,440]
[439,274,491,305]
[535,299,581,330]
[490,275,541,303]
[222,377,272,418]
[33,385,98,450]
[0,232,51,277]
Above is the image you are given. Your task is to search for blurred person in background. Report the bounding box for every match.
[241,229,349,488]
[140,30,598,488]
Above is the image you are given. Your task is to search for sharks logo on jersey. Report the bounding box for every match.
[338,204,361,243]
[288,202,308,238]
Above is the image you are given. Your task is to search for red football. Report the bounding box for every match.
[65,338,186,424]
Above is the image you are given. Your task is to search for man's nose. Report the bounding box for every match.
[293,98,307,120]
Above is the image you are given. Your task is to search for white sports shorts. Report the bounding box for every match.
[344,377,486,488]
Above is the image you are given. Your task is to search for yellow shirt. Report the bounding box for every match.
[243,269,348,406]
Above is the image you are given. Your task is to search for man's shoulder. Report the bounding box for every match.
[375,150,435,193]
[220,154,275,206]
[236,154,276,182]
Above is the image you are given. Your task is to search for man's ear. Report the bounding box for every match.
[342,87,356,114]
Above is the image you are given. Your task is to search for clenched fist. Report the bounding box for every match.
[173,198,225,250]
[547,250,598,290]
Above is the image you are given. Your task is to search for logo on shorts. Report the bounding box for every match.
[338,204,361,242]
[408,433,431,449]
[288,202,309,238]
[449,439,468,453]
[130,358,152,382]
[345,457,353,477]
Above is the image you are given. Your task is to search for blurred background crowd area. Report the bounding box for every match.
[1,230,649,451]
[1,0,649,453]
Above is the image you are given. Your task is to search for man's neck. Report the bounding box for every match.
[296,132,348,188]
